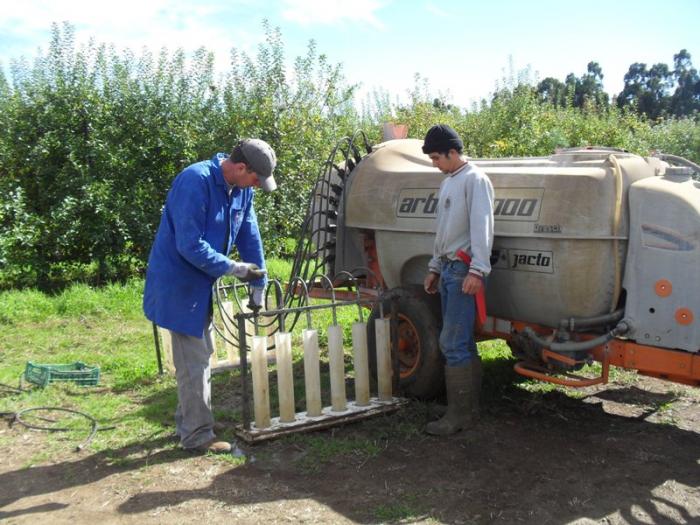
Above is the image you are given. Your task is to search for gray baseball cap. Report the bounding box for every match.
[240,139,277,192]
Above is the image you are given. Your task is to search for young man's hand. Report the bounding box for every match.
[462,274,483,295]
[424,272,439,294]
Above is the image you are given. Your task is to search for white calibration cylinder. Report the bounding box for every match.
[274,332,295,423]
[303,329,322,417]
[251,335,271,428]
[374,318,393,401]
[352,322,370,406]
[327,324,347,412]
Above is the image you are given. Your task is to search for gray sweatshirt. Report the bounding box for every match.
[428,161,495,276]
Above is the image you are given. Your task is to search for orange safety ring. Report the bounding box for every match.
[654,279,672,297]
[675,308,694,326]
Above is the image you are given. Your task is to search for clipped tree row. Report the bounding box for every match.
[1,23,698,291]
[368,79,698,163]
[0,22,359,290]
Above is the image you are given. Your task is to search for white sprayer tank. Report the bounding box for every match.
[340,139,659,329]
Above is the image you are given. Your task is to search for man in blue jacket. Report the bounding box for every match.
[144,139,277,453]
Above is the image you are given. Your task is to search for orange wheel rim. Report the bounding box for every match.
[385,313,421,379]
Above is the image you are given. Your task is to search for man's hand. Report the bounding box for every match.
[462,273,483,295]
[424,272,439,294]
[227,261,267,282]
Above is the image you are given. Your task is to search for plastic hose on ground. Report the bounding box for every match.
[5,406,114,452]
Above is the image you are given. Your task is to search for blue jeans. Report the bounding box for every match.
[439,260,478,367]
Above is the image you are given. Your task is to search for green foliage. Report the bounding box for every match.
[0,279,163,457]
[649,116,700,162]
[0,23,698,291]
[216,22,360,253]
[671,49,700,116]
[0,277,144,324]
[373,495,427,522]
[537,62,609,109]
[617,49,700,119]
[366,71,698,165]
[291,433,381,472]
[0,22,360,290]
[0,274,402,456]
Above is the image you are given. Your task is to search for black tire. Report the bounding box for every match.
[367,286,444,399]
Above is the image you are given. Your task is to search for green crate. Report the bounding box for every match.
[24,361,100,388]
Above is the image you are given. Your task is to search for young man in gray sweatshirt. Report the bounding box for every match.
[422,124,495,435]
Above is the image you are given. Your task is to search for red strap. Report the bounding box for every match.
[455,250,487,326]
[475,289,487,326]
[455,249,472,265]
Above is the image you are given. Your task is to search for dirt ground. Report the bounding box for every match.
[1,372,699,525]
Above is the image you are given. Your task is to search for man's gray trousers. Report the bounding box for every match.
[169,327,216,448]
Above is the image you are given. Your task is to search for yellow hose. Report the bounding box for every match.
[608,154,624,312]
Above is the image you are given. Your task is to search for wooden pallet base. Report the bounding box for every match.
[235,397,408,443]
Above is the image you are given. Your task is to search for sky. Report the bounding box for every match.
[1,0,698,109]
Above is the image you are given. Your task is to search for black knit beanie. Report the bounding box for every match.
[422,124,463,154]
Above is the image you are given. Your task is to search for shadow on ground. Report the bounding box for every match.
[0,435,187,520]
[118,382,700,523]
[2,361,698,524]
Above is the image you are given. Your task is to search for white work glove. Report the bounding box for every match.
[227,261,267,282]
[249,286,265,309]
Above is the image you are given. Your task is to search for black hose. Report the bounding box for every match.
[558,309,624,332]
[655,153,700,174]
[12,406,113,452]
[523,320,630,353]
[152,322,164,376]
[212,130,374,348]
[0,381,24,395]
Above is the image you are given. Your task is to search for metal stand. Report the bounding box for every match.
[231,276,406,443]
[152,322,163,376]
[236,398,408,443]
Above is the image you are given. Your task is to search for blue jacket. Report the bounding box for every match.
[143,153,267,337]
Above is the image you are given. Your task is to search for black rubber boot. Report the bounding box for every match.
[425,364,474,436]
[428,355,482,421]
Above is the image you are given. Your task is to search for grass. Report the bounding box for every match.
[290,433,382,472]
[0,257,397,462]
[0,257,632,465]
[373,494,430,522]
[0,276,178,461]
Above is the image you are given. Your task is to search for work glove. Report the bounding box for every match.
[227,261,267,282]
[249,286,265,310]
